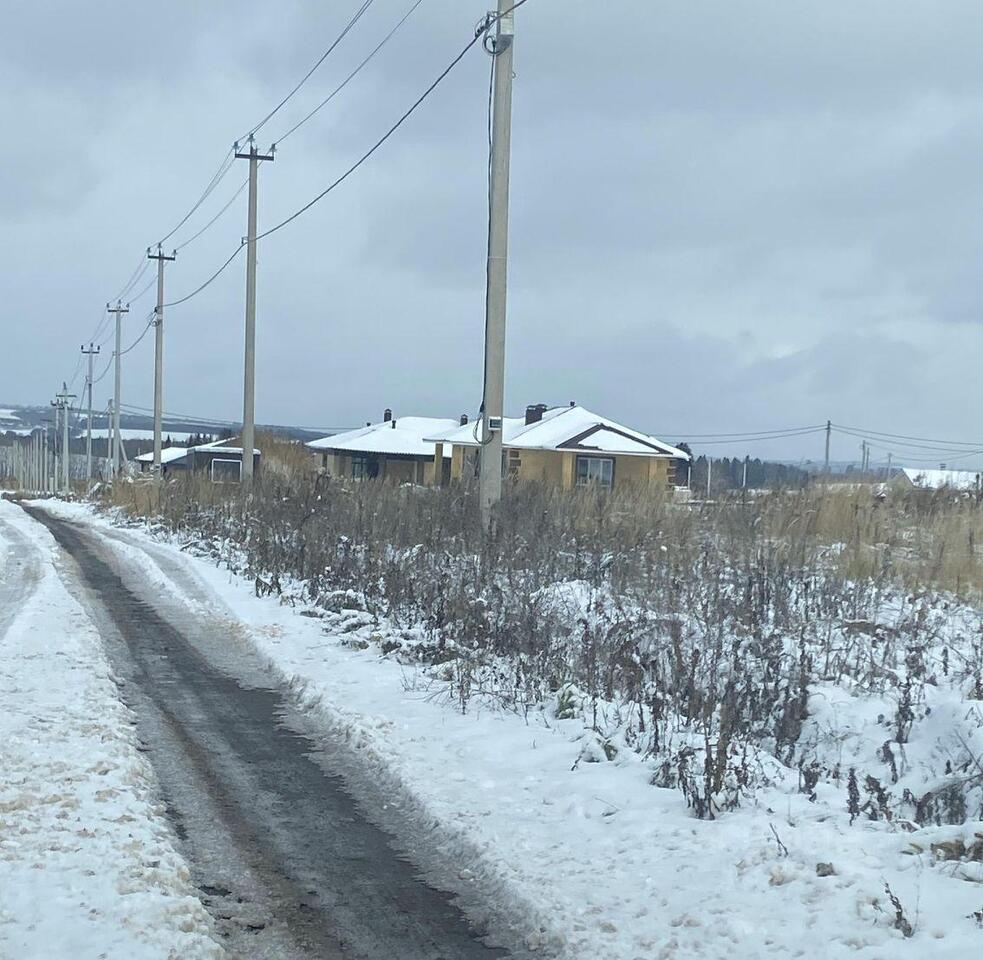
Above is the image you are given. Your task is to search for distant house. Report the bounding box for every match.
[135,437,260,482]
[134,445,192,477]
[307,410,461,484]
[426,403,689,490]
[894,467,982,493]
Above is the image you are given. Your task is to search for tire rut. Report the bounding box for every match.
[23,505,513,960]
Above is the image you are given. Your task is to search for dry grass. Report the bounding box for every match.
[97,473,983,822]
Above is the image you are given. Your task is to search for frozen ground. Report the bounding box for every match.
[24,499,983,960]
[0,499,220,959]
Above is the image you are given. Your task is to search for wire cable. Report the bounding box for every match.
[273,0,426,147]
[156,150,235,247]
[833,422,983,449]
[687,428,827,446]
[163,0,531,310]
[257,11,497,244]
[833,425,983,455]
[660,424,828,440]
[239,0,375,144]
[175,177,249,252]
[164,244,244,308]
[118,313,156,357]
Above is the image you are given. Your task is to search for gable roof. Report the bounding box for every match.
[426,405,689,459]
[900,467,982,491]
[307,416,459,458]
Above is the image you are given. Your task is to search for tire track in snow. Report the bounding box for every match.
[24,505,514,960]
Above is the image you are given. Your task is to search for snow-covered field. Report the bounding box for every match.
[84,429,197,442]
[26,499,983,959]
[0,499,220,960]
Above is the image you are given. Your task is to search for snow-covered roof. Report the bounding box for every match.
[899,467,982,491]
[134,446,192,465]
[426,405,689,460]
[307,417,459,458]
[133,438,259,465]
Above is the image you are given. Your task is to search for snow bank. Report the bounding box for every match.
[0,500,221,960]
[36,499,983,959]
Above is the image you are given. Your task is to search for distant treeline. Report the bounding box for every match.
[676,449,810,492]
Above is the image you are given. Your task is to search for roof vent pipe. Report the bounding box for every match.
[460,414,469,425]
[383,408,392,422]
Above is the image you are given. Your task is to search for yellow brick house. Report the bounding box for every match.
[425,403,688,490]
[307,411,461,484]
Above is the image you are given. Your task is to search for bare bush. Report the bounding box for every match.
[100,475,983,822]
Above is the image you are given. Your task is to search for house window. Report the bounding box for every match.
[210,458,241,483]
[576,455,614,488]
[351,455,379,481]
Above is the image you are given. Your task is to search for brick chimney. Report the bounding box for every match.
[460,413,469,426]
[383,408,392,422]
[525,403,548,425]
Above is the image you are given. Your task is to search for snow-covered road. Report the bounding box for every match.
[10,501,520,959]
[0,499,220,959]
[5,496,983,960]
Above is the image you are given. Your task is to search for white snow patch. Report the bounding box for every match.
[35,499,983,960]
[0,499,221,960]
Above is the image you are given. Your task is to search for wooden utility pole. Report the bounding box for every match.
[106,300,129,477]
[81,342,100,481]
[235,137,274,485]
[478,1,516,531]
[148,246,176,476]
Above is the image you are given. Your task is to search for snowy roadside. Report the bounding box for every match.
[0,499,221,960]
[36,499,983,960]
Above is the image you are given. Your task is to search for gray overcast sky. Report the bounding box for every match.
[3,0,983,467]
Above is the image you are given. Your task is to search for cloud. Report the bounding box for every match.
[3,1,983,470]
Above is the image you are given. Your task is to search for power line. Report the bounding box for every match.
[103,0,378,306]
[239,0,375,144]
[689,427,827,446]
[119,313,156,357]
[163,7,511,310]
[164,244,244,308]
[833,425,983,455]
[833,422,983,449]
[667,424,827,440]
[155,150,236,248]
[174,177,249,252]
[110,256,151,304]
[91,352,114,387]
[256,7,504,245]
[273,0,426,147]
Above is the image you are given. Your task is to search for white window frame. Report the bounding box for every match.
[576,455,614,488]
[210,457,242,484]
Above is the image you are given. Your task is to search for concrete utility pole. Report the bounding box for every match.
[478,1,516,532]
[824,419,831,475]
[55,383,76,495]
[41,421,49,492]
[742,455,749,490]
[706,457,713,500]
[50,399,61,488]
[148,245,176,476]
[106,300,129,478]
[235,137,274,485]
[886,451,892,481]
[81,342,100,481]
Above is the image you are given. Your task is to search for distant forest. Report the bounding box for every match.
[675,445,810,492]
